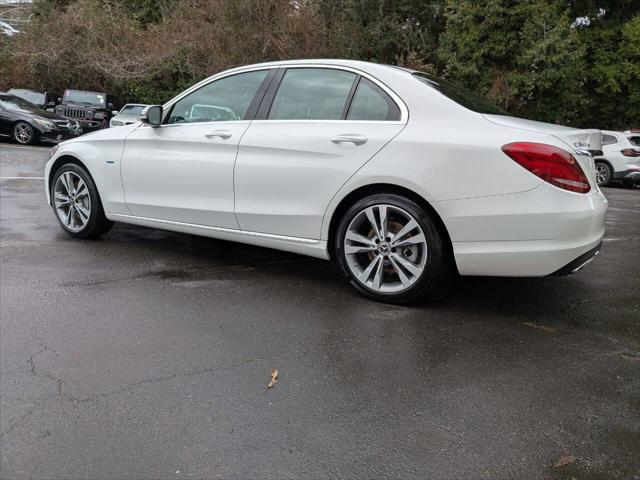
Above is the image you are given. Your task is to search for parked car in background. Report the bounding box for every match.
[0,93,81,145]
[45,60,606,303]
[0,20,19,37]
[109,103,148,127]
[7,88,61,111]
[54,89,118,132]
[594,130,640,187]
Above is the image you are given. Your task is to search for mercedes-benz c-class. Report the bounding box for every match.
[45,60,607,303]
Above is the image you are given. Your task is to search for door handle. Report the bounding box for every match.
[205,129,232,140]
[331,134,368,146]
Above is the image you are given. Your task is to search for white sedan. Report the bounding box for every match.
[45,60,607,303]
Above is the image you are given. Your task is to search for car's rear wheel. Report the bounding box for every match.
[13,122,35,145]
[51,163,113,238]
[334,194,450,304]
[595,161,612,187]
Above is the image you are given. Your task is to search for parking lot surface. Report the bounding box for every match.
[1,143,639,479]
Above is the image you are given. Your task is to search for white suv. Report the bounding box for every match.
[594,130,640,187]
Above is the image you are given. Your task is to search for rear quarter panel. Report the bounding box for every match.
[320,110,555,240]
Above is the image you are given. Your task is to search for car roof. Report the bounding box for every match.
[222,58,400,73]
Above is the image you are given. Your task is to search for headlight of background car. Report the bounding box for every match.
[34,117,56,129]
[93,111,105,119]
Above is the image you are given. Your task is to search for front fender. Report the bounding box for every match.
[45,133,131,215]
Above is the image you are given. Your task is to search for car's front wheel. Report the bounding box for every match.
[334,194,451,304]
[13,121,35,145]
[595,161,612,187]
[51,163,113,238]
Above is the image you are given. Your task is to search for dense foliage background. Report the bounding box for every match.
[0,0,638,129]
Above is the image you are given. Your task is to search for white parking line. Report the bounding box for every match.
[0,144,50,151]
[0,176,45,180]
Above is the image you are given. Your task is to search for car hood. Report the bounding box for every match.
[8,108,67,122]
[35,109,71,122]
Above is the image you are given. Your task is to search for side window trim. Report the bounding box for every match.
[341,76,362,120]
[243,69,278,121]
[162,68,274,125]
[255,68,286,120]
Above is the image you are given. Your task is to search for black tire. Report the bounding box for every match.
[100,119,108,129]
[13,121,36,145]
[334,193,451,304]
[595,161,612,187]
[51,163,113,239]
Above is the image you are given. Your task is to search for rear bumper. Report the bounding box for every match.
[434,183,608,277]
[552,242,602,275]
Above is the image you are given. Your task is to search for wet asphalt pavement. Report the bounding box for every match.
[0,142,639,480]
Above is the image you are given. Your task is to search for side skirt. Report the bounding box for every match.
[107,213,331,260]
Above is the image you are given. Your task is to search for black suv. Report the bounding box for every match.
[55,89,119,131]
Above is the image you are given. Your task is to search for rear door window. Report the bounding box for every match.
[268,68,356,120]
[602,134,618,145]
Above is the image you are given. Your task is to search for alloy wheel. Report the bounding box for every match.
[343,204,428,293]
[14,123,33,144]
[54,171,91,232]
[595,163,610,186]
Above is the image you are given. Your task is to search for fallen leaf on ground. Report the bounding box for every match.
[266,369,279,389]
[553,454,577,468]
[522,322,557,333]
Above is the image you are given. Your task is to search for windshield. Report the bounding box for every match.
[63,90,106,107]
[8,89,45,106]
[119,105,145,115]
[412,72,508,115]
[0,94,42,113]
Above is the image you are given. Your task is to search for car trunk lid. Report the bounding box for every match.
[483,114,602,189]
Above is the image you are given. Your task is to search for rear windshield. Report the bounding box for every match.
[412,72,508,115]
[120,105,145,115]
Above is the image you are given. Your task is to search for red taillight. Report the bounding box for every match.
[621,149,640,157]
[502,142,591,194]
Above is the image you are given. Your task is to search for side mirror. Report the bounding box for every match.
[47,101,56,108]
[56,97,62,103]
[141,105,162,126]
[112,110,119,116]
